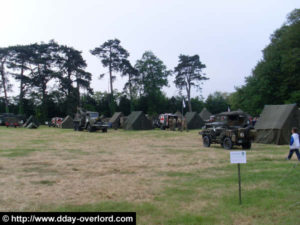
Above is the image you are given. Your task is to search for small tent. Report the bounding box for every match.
[61,115,73,129]
[23,115,33,128]
[199,108,212,121]
[124,111,152,130]
[254,104,300,145]
[109,112,123,129]
[23,115,39,128]
[27,122,38,129]
[185,112,204,129]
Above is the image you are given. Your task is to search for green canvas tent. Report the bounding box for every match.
[254,104,300,145]
[199,108,212,121]
[124,111,152,130]
[61,115,73,129]
[109,112,123,129]
[185,112,204,129]
[174,111,183,118]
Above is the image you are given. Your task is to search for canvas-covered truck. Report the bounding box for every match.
[73,108,109,132]
[200,111,256,150]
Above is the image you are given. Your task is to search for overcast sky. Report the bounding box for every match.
[1,0,299,99]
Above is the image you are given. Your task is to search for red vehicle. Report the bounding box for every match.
[5,117,20,128]
[159,113,178,130]
[50,117,63,127]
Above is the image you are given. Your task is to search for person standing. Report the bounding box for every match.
[286,127,300,161]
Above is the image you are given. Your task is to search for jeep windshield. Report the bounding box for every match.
[216,115,247,127]
[89,112,99,119]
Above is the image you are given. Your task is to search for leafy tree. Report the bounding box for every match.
[174,54,208,112]
[0,48,12,113]
[230,8,300,116]
[7,45,33,114]
[90,39,129,97]
[118,95,131,116]
[29,41,59,121]
[205,92,229,114]
[135,51,170,114]
[57,45,92,114]
[120,59,139,112]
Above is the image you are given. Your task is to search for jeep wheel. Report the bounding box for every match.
[87,124,93,132]
[102,128,107,133]
[223,137,233,150]
[203,136,211,147]
[242,142,251,150]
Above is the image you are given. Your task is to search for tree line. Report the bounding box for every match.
[0,39,211,121]
[228,9,300,116]
[2,8,298,120]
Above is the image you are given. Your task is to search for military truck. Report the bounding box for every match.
[73,108,109,132]
[200,111,255,150]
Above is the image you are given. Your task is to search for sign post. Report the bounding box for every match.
[238,163,241,204]
[230,151,246,205]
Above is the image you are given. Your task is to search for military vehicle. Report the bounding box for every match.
[0,113,25,127]
[4,117,20,127]
[73,108,108,132]
[200,111,255,150]
[158,113,178,130]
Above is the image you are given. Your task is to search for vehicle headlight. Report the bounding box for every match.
[239,132,245,137]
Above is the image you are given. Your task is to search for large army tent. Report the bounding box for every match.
[109,112,123,129]
[123,111,152,130]
[61,115,73,129]
[199,108,212,121]
[185,112,204,129]
[254,104,300,145]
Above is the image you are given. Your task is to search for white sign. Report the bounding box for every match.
[230,151,247,164]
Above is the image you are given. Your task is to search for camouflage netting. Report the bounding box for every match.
[199,108,212,121]
[254,104,300,145]
[185,112,204,129]
[123,111,153,130]
[61,115,73,129]
[109,112,123,129]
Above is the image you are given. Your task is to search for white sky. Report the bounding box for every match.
[0,0,299,99]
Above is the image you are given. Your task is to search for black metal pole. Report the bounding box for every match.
[238,163,242,205]
[181,99,184,132]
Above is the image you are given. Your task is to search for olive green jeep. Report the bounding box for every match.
[200,111,255,150]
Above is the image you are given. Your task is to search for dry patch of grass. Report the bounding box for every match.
[0,126,299,225]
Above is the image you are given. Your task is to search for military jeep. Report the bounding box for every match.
[200,111,255,150]
[73,108,109,132]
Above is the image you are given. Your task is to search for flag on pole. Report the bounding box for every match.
[182,99,186,108]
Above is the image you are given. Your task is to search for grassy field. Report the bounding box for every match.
[0,126,299,225]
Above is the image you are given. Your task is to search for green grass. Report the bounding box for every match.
[1,126,299,224]
[31,180,56,186]
[0,148,38,157]
[42,159,300,224]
